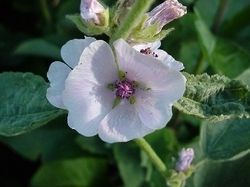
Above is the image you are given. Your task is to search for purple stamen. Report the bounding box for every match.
[140,47,158,57]
[115,79,135,99]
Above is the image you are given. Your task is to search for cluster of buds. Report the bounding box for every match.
[76,0,186,40]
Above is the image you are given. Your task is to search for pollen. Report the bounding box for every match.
[140,47,158,57]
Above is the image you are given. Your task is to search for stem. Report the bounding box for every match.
[39,0,52,25]
[134,138,169,177]
[193,52,205,74]
[212,0,229,33]
[110,0,155,43]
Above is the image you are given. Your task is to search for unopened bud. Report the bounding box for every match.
[145,0,187,33]
[80,0,106,25]
[175,148,194,172]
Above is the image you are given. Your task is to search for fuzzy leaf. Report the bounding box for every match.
[201,118,250,160]
[174,73,250,121]
[0,72,64,136]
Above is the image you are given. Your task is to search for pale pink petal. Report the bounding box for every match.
[79,40,118,85]
[113,39,185,93]
[63,40,118,136]
[133,41,161,52]
[156,49,184,71]
[63,68,114,136]
[61,37,96,68]
[135,90,173,129]
[80,0,105,24]
[46,61,71,109]
[98,103,153,143]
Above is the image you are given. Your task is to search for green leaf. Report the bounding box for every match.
[0,117,83,162]
[200,118,250,160]
[0,72,64,136]
[191,153,250,187]
[174,73,250,121]
[76,135,109,156]
[194,15,250,78]
[14,39,60,59]
[31,158,108,187]
[113,143,145,187]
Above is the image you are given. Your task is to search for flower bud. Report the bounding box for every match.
[145,0,187,33]
[80,0,107,25]
[175,148,194,172]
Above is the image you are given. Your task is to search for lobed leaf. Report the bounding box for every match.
[174,73,250,121]
[0,72,64,136]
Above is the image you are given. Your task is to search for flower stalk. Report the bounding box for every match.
[134,138,169,177]
[110,0,155,43]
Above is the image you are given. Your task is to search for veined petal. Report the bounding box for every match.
[79,40,118,85]
[61,37,96,68]
[63,40,118,136]
[156,49,184,71]
[63,68,114,136]
[98,103,153,143]
[46,61,71,109]
[113,39,185,92]
[135,90,173,129]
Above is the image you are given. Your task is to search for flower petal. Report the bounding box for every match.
[113,39,185,94]
[98,103,153,143]
[61,37,96,68]
[135,90,173,129]
[63,40,118,136]
[78,40,118,84]
[63,71,114,136]
[156,49,184,71]
[46,61,71,109]
[133,41,161,52]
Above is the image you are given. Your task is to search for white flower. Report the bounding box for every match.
[62,39,186,143]
[145,0,187,33]
[80,0,105,25]
[46,37,96,108]
[133,41,184,71]
[175,148,194,172]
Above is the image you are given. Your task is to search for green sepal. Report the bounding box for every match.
[118,70,126,80]
[129,96,136,104]
[129,15,174,43]
[167,166,195,187]
[107,83,116,91]
[66,12,109,36]
[112,97,122,109]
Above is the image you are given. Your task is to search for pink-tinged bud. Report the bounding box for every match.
[80,0,105,25]
[145,0,187,32]
[175,148,194,172]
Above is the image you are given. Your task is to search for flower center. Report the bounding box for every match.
[140,47,158,57]
[115,79,136,99]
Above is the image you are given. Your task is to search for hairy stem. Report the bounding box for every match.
[110,0,155,43]
[134,138,169,177]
